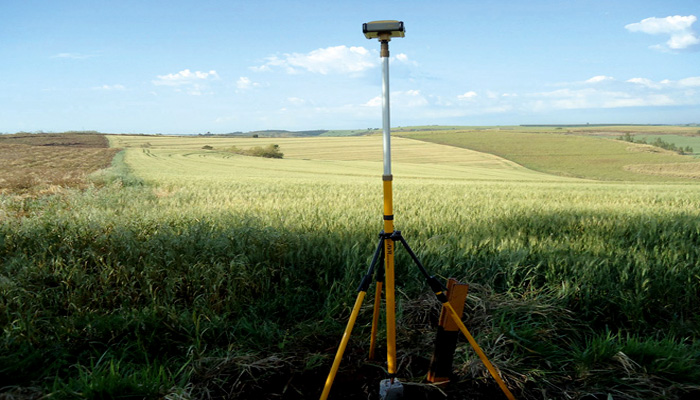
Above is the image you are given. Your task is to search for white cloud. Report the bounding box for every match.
[93,84,126,91]
[363,90,428,108]
[236,76,260,90]
[528,86,679,110]
[255,45,377,75]
[363,95,382,107]
[249,65,271,73]
[400,90,429,107]
[153,69,220,86]
[287,97,306,105]
[392,53,417,65]
[51,52,95,59]
[626,15,696,34]
[217,72,700,130]
[485,91,500,99]
[678,77,700,87]
[605,94,675,108]
[626,76,700,89]
[186,85,206,96]
[586,75,614,83]
[355,75,700,122]
[667,32,700,50]
[458,91,478,99]
[233,72,700,128]
[625,15,700,52]
[627,77,659,88]
[152,69,220,95]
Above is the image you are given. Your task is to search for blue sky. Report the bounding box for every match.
[1,0,699,134]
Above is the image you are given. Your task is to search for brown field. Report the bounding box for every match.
[0,133,120,195]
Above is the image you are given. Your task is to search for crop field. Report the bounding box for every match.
[0,133,120,195]
[400,128,700,181]
[108,135,579,184]
[1,130,700,399]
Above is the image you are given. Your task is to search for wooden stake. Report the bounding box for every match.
[427,278,469,383]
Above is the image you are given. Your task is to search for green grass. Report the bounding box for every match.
[400,129,700,181]
[568,125,700,135]
[2,133,700,399]
[396,124,700,135]
[633,134,700,156]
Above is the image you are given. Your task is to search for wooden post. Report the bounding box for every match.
[427,278,469,383]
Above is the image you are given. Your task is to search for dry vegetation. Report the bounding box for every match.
[625,162,700,179]
[0,132,120,195]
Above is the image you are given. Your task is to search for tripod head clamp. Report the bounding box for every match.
[363,20,404,58]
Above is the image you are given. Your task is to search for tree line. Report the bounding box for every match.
[618,132,694,155]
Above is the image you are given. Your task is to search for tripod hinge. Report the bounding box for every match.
[357,273,374,293]
[379,230,401,240]
[427,276,449,302]
[434,291,449,303]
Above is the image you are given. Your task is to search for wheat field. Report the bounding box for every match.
[1,132,699,399]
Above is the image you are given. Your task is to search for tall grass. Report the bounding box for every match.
[1,137,699,398]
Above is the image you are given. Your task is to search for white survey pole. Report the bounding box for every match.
[363,20,403,178]
[382,43,392,177]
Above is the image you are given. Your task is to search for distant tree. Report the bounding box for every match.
[227,144,283,158]
[249,144,283,158]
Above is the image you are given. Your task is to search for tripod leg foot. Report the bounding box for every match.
[379,378,404,400]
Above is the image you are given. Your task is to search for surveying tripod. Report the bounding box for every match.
[319,202,516,400]
[319,20,516,400]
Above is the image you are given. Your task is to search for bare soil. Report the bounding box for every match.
[0,132,120,194]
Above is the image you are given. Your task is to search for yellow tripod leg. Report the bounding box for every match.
[384,238,397,375]
[368,281,383,360]
[320,291,367,400]
[382,177,397,376]
[443,302,516,400]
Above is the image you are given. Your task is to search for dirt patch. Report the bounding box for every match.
[0,133,120,194]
